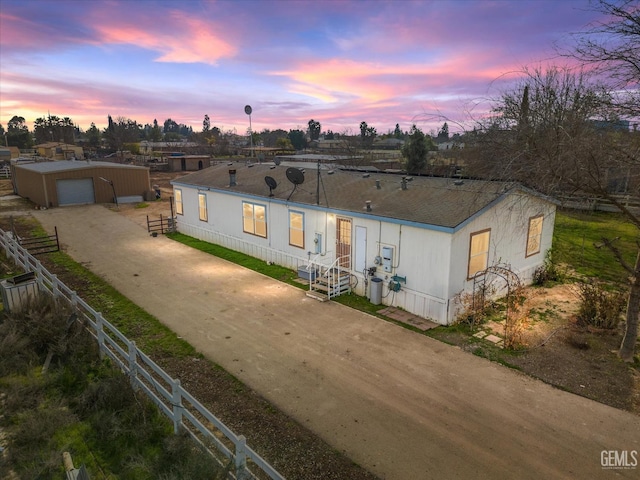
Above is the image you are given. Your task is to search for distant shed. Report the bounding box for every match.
[13,160,151,207]
[166,155,210,172]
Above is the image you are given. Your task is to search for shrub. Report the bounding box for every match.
[532,250,563,286]
[575,282,625,329]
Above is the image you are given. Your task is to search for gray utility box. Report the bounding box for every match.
[1,272,39,313]
[370,277,383,305]
[297,266,318,282]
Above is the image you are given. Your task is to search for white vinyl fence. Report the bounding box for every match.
[0,228,285,480]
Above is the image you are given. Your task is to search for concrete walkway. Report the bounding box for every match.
[34,205,639,480]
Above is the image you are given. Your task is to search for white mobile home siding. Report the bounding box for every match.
[447,192,555,323]
[175,182,554,325]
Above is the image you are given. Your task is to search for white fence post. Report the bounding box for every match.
[128,340,138,389]
[95,312,106,359]
[71,291,79,309]
[51,273,60,297]
[171,379,182,434]
[235,435,248,479]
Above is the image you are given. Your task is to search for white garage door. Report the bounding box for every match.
[57,178,95,206]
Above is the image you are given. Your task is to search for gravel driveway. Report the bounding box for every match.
[34,204,640,480]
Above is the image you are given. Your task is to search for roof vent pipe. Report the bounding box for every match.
[376,179,381,189]
[229,169,237,186]
[366,200,372,212]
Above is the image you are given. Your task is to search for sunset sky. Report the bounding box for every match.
[0,0,606,136]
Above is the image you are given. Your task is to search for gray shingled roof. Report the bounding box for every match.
[16,160,147,173]
[172,162,521,229]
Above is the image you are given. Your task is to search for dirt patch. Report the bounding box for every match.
[115,171,188,229]
[432,282,640,415]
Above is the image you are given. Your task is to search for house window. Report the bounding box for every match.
[289,211,304,248]
[243,202,267,238]
[468,229,490,278]
[175,188,183,215]
[526,215,544,257]
[198,193,207,222]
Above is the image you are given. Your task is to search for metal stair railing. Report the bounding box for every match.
[309,254,351,299]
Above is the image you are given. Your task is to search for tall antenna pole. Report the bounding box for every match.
[244,105,253,158]
[316,158,320,205]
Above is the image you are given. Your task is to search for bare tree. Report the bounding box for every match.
[563,0,640,118]
[562,0,640,361]
[466,65,640,361]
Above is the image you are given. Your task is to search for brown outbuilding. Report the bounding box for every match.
[12,160,151,208]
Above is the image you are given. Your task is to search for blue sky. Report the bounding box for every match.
[0,0,606,135]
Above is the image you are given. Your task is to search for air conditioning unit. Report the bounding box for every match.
[1,272,39,313]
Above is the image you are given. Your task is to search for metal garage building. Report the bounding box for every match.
[13,160,151,208]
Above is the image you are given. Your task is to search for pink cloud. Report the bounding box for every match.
[90,9,236,64]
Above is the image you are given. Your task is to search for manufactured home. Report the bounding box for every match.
[171,162,555,324]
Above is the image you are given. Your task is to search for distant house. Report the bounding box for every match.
[171,163,555,324]
[139,141,199,154]
[35,142,84,160]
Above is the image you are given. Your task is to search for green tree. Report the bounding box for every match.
[308,119,321,140]
[103,115,140,154]
[275,137,294,150]
[360,121,377,147]
[202,114,211,133]
[7,116,32,149]
[149,119,163,142]
[402,125,428,174]
[394,123,404,139]
[288,129,307,150]
[163,118,179,134]
[260,128,289,147]
[33,115,75,145]
[436,122,450,143]
[86,123,101,148]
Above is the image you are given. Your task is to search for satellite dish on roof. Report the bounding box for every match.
[244,105,252,115]
[285,167,305,201]
[286,167,305,185]
[265,176,277,197]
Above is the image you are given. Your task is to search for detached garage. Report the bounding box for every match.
[13,160,151,208]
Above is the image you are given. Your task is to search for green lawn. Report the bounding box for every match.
[552,209,638,285]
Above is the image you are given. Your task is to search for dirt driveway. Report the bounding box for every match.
[34,205,640,479]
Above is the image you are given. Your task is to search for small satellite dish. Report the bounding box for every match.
[244,105,252,115]
[265,176,277,197]
[286,167,305,185]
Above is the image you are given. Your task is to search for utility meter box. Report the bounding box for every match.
[382,246,394,273]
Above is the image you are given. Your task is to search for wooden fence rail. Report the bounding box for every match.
[0,227,285,480]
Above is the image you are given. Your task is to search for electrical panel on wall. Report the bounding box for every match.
[314,233,322,254]
[382,246,394,272]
